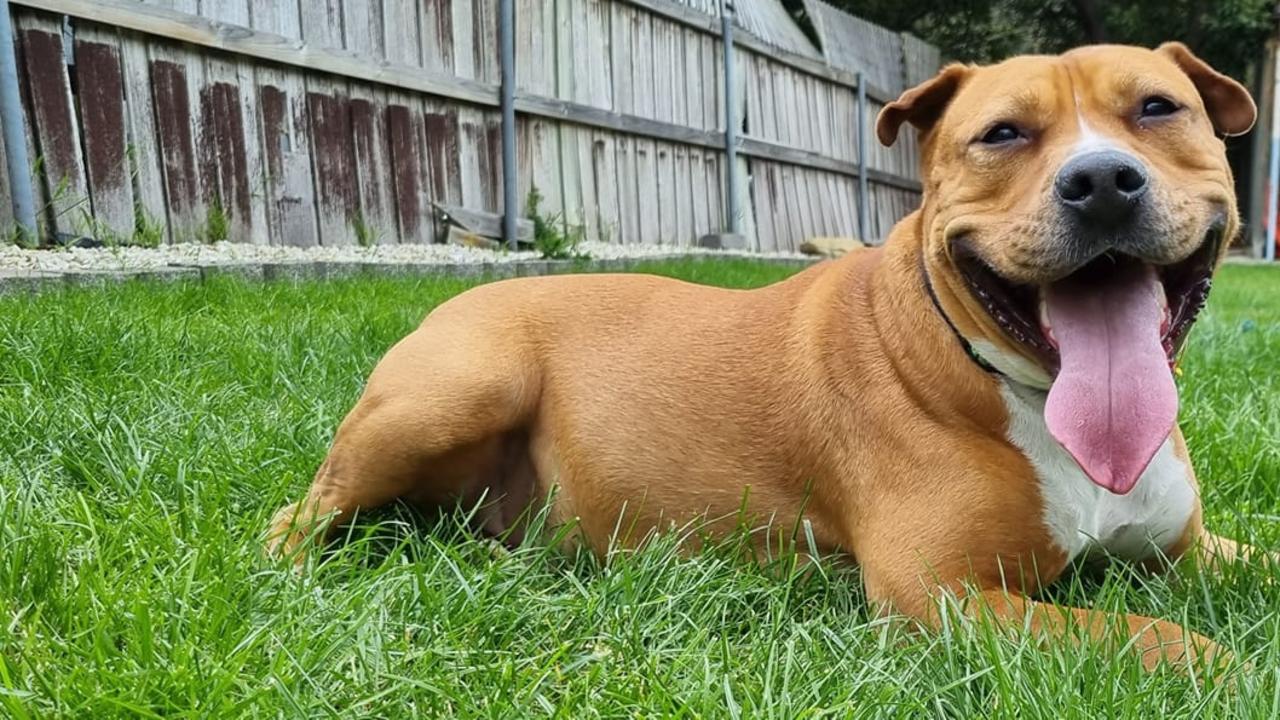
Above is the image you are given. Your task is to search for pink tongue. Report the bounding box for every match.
[1043,264,1176,494]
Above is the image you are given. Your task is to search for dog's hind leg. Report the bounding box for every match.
[266,316,540,563]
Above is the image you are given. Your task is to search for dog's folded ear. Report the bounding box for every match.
[1157,42,1256,137]
[876,64,972,147]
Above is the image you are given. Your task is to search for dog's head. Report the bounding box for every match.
[878,44,1255,494]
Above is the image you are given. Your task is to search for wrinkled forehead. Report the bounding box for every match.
[944,48,1202,130]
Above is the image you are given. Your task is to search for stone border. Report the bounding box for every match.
[0,254,823,296]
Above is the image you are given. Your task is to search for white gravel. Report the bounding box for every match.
[0,241,810,273]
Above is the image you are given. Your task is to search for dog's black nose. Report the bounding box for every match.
[1054,150,1149,224]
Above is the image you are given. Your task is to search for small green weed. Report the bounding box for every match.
[351,211,381,248]
[527,185,588,260]
[201,197,230,244]
[132,205,165,249]
[128,143,164,248]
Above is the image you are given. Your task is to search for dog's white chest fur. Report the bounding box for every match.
[999,383,1197,562]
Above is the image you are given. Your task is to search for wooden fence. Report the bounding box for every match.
[0,0,938,251]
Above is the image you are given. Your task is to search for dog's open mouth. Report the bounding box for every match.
[952,228,1221,496]
[953,230,1220,373]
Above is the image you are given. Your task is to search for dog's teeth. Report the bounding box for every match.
[1037,297,1057,348]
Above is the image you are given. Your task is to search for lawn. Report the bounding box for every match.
[1,258,1278,718]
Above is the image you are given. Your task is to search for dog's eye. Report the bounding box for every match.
[980,123,1022,145]
[1140,96,1179,118]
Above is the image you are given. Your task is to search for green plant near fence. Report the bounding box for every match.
[526,186,588,261]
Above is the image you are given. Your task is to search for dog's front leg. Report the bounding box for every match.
[862,564,1229,673]
[1195,530,1280,571]
[1169,509,1279,573]
[962,588,1229,673]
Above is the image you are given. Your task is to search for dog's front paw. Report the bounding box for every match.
[264,502,315,567]
[1157,629,1236,678]
[1132,619,1234,678]
[1187,632,1234,675]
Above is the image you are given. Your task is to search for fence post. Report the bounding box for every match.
[855,72,869,242]
[720,1,740,235]
[1264,38,1274,260]
[1267,36,1280,262]
[0,0,37,244]
[499,0,518,251]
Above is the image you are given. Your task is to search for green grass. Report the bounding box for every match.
[0,258,1278,718]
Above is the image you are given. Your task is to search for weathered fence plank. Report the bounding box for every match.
[197,0,249,27]
[341,0,384,61]
[119,32,170,244]
[617,137,640,244]
[260,67,321,247]
[349,86,396,244]
[556,0,583,236]
[248,0,301,41]
[688,146,708,239]
[299,0,343,48]
[382,1,420,67]
[424,99,464,209]
[673,144,692,246]
[74,30,134,240]
[307,86,359,245]
[593,129,620,242]
[385,99,430,244]
[633,10,659,244]
[18,13,88,238]
[198,61,254,243]
[149,55,203,241]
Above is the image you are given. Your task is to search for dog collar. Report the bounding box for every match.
[919,258,1001,376]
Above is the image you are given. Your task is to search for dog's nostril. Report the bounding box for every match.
[1058,173,1093,202]
[1116,166,1146,195]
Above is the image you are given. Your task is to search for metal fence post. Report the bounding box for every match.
[1268,128,1279,262]
[0,0,37,244]
[499,0,518,251]
[855,72,869,242]
[720,1,739,235]
[1267,38,1280,262]
[1268,12,1280,261]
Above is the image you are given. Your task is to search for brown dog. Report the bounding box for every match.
[270,44,1265,670]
